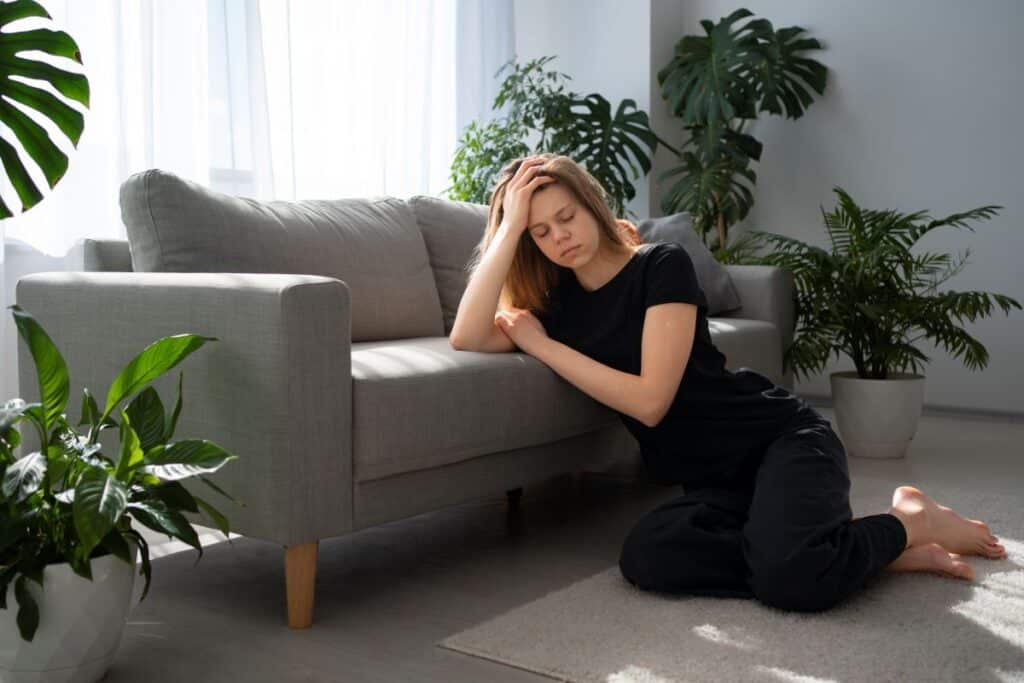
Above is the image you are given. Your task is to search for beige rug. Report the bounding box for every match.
[440,480,1024,682]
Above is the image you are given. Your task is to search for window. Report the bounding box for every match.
[208,0,255,196]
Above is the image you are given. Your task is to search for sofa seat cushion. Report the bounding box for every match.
[119,169,444,341]
[709,318,783,385]
[350,337,618,482]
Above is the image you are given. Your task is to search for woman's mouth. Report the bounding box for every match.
[562,245,580,257]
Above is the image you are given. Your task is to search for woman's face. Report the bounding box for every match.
[525,183,601,266]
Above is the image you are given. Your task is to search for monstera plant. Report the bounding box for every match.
[445,55,680,220]
[0,0,89,218]
[656,8,827,262]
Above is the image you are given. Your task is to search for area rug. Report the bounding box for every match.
[439,480,1024,682]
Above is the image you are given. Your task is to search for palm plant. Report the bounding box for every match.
[656,8,827,261]
[445,55,680,220]
[748,187,1021,381]
[0,0,89,218]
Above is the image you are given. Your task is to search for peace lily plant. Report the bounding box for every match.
[0,305,241,680]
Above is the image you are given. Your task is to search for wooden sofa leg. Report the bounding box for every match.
[285,541,318,629]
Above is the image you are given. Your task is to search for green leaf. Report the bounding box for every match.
[0,1,51,27]
[198,474,242,505]
[0,28,83,63]
[145,480,199,513]
[127,500,201,554]
[125,387,166,452]
[0,97,67,187]
[193,495,231,538]
[1,451,46,503]
[103,334,215,419]
[14,575,39,642]
[9,305,69,434]
[140,440,236,481]
[99,528,133,563]
[114,411,145,481]
[164,372,184,442]
[73,467,128,559]
[122,528,152,601]
[0,134,43,211]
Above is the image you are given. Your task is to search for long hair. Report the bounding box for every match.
[467,153,635,315]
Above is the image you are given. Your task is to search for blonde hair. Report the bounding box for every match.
[467,153,635,316]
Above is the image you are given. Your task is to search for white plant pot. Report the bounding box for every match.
[830,371,926,459]
[0,546,137,683]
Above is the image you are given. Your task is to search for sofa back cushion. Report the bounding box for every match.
[407,195,488,336]
[636,212,742,315]
[120,169,444,341]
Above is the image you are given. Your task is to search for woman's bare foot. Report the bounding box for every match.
[889,486,1008,559]
[886,542,975,581]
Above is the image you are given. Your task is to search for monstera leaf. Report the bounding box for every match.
[553,95,661,217]
[0,0,90,218]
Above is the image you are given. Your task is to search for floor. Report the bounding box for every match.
[124,403,1023,682]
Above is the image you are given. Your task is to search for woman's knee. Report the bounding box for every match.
[618,524,659,589]
[746,561,844,612]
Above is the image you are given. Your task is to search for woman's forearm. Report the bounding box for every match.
[450,226,520,348]
[532,337,658,427]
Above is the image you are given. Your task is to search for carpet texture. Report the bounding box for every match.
[440,480,1024,682]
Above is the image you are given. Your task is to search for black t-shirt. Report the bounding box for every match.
[536,242,811,489]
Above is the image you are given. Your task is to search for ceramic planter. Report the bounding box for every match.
[0,546,137,683]
[830,371,926,459]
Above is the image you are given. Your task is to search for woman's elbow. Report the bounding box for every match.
[641,401,669,428]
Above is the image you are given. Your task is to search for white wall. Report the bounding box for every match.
[513,0,651,219]
[516,0,1024,415]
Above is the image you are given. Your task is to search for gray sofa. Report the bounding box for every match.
[16,169,795,629]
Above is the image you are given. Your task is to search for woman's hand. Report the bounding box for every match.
[500,156,557,236]
[495,307,549,355]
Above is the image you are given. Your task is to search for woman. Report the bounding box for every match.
[449,153,1008,612]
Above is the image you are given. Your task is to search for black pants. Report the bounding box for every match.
[618,410,909,612]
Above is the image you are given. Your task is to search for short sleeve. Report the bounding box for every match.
[644,243,708,311]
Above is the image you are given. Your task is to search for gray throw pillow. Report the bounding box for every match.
[635,212,741,315]
[407,195,488,336]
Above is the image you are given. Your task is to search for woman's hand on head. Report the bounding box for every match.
[500,156,557,236]
[495,307,549,355]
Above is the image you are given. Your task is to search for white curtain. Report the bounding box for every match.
[1,0,211,406]
[1,0,514,404]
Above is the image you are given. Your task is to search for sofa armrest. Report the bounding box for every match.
[719,265,796,352]
[15,272,352,547]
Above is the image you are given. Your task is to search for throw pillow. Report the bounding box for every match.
[635,212,741,315]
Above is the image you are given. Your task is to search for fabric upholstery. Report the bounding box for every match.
[350,337,619,482]
[350,324,782,483]
[635,212,742,316]
[119,169,444,341]
[83,238,133,272]
[407,194,488,336]
[16,272,354,546]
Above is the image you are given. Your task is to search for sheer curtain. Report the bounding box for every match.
[1,0,515,404]
[1,0,210,406]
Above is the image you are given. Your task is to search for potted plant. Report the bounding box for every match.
[0,305,242,682]
[748,187,1021,458]
[445,55,680,220]
[655,8,828,262]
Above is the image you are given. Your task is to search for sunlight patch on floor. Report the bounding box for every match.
[951,536,1024,648]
